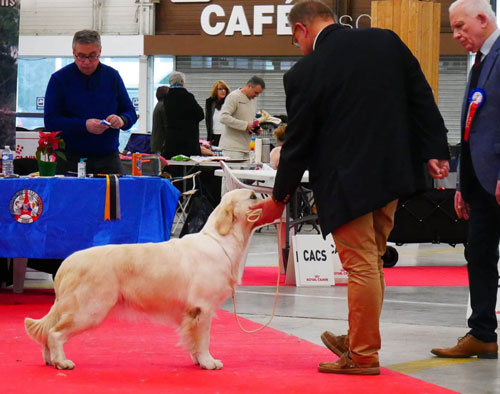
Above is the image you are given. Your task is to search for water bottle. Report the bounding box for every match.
[77,158,87,179]
[249,137,256,164]
[1,145,14,176]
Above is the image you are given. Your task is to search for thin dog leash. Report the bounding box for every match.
[204,209,281,333]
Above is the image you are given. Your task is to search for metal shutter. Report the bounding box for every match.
[438,55,468,145]
[176,55,467,145]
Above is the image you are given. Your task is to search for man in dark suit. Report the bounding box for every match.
[251,0,450,375]
[431,0,500,360]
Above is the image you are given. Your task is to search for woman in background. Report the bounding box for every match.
[205,80,230,146]
[270,123,286,169]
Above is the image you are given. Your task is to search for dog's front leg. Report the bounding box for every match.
[181,307,222,370]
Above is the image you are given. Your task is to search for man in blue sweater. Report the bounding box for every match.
[44,29,137,175]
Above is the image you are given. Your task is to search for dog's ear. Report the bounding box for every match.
[215,202,234,236]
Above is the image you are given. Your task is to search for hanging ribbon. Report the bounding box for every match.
[464,88,485,142]
[104,174,121,221]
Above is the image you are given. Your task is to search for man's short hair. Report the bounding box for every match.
[449,0,496,23]
[169,71,185,86]
[72,30,101,50]
[288,0,336,26]
[247,76,266,90]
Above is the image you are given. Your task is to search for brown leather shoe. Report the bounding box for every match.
[318,352,380,375]
[431,334,498,359]
[321,331,348,357]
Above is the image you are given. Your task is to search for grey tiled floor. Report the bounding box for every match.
[21,228,499,394]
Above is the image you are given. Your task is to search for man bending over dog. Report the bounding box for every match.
[251,0,450,376]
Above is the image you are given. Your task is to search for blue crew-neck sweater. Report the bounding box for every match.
[44,62,137,157]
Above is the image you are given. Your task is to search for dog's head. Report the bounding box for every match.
[212,189,263,236]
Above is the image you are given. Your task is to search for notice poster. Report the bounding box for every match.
[0,0,20,150]
[291,234,348,287]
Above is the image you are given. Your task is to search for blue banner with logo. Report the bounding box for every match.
[0,177,179,259]
[0,0,19,150]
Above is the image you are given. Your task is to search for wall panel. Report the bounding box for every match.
[20,0,139,35]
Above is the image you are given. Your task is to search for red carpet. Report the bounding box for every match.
[0,292,458,394]
[241,266,468,287]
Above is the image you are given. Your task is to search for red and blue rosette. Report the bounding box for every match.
[464,88,485,142]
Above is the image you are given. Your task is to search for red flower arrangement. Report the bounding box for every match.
[36,132,66,162]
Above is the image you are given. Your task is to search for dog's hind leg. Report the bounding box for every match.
[181,307,222,370]
[47,293,117,370]
[42,344,52,366]
[47,311,77,370]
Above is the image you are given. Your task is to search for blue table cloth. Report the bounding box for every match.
[0,176,179,259]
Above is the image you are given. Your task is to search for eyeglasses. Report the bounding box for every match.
[74,53,100,62]
[291,23,305,48]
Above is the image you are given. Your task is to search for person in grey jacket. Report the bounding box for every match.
[219,76,265,160]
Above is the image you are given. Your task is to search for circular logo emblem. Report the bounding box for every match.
[9,189,43,224]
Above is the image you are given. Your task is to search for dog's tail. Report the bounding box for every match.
[25,305,59,345]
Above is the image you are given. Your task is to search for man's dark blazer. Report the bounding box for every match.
[162,87,204,159]
[459,34,500,199]
[273,24,450,235]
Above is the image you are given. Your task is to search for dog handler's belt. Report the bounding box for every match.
[104,174,121,221]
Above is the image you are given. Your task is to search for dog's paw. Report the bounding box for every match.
[200,358,223,370]
[54,359,75,370]
[190,353,200,365]
[43,348,53,366]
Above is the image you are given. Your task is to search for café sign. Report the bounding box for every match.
[148,0,374,55]
[199,0,294,36]
[174,0,370,36]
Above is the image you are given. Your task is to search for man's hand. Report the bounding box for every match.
[86,119,109,135]
[106,114,125,129]
[428,159,450,179]
[454,190,470,220]
[200,146,215,156]
[249,196,285,226]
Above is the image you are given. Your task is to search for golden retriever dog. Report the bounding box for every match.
[25,189,265,371]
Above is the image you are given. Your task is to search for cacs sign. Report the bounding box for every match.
[292,234,348,286]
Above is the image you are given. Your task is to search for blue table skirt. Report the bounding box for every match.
[0,176,179,259]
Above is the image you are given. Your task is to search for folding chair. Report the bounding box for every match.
[170,170,202,234]
[219,161,287,274]
[220,161,273,196]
